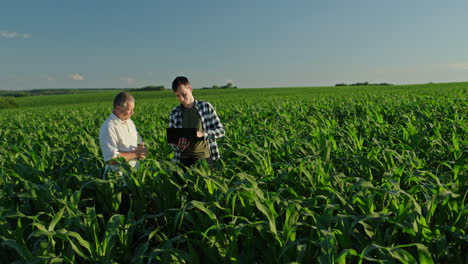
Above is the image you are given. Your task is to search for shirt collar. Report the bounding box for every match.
[179,99,198,111]
[110,112,127,124]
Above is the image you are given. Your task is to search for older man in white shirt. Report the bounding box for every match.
[99,92,147,174]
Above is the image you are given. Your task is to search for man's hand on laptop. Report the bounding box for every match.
[177,137,189,151]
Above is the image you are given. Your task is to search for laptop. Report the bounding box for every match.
[166,128,197,144]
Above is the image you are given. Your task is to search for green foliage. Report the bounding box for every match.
[0,97,19,109]
[0,84,466,263]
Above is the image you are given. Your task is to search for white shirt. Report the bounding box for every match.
[99,112,141,170]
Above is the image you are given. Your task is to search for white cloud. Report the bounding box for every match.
[47,76,55,81]
[0,31,30,39]
[70,73,84,81]
[121,77,137,85]
[127,78,136,85]
[443,63,468,71]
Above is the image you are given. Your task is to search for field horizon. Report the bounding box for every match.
[1,81,466,110]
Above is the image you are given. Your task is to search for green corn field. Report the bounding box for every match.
[0,83,467,263]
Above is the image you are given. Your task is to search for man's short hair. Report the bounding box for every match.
[172,76,190,92]
[113,92,134,109]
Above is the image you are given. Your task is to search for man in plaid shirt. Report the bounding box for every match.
[168,76,225,167]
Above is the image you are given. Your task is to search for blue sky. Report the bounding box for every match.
[1,0,467,90]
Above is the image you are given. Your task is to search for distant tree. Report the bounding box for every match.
[349,82,368,86]
[0,91,29,97]
[221,81,237,89]
[137,85,165,91]
[202,81,237,89]
[223,81,233,88]
[336,82,392,86]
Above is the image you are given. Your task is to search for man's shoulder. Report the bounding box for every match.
[196,100,213,108]
[100,114,118,131]
[170,104,182,114]
[99,118,112,136]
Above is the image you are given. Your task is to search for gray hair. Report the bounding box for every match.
[113,92,134,109]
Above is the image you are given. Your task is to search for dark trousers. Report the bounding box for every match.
[179,157,213,171]
[117,187,131,215]
[180,158,200,167]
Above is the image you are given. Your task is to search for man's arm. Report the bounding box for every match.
[168,109,182,152]
[116,151,141,161]
[99,124,120,162]
[203,102,225,140]
[99,124,143,163]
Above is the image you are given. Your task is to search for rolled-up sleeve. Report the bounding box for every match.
[99,123,119,162]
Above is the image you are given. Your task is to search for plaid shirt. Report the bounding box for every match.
[168,100,225,162]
